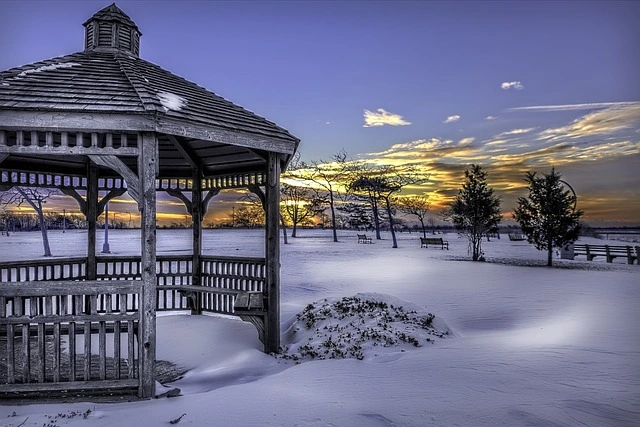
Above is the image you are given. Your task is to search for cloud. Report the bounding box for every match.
[363,108,411,127]
[501,81,524,90]
[509,101,640,112]
[485,115,497,120]
[498,128,535,137]
[537,104,640,142]
[484,139,507,146]
[444,115,461,123]
[459,137,475,146]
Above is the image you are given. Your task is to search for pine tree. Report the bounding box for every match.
[513,168,583,267]
[445,164,502,261]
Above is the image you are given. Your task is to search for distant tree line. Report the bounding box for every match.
[0,150,585,263]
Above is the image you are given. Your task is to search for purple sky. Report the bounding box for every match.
[1,1,639,226]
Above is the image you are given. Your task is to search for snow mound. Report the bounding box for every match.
[279,293,450,362]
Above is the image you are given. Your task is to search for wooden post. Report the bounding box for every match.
[191,168,203,315]
[87,162,98,280]
[265,152,281,353]
[138,132,157,398]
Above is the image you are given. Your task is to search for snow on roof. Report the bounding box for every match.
[17,62,81,78]
[156,91,187,112]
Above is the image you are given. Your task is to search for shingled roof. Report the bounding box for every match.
[0,3,299,151]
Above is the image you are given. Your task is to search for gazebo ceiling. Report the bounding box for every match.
[0,3,299,179]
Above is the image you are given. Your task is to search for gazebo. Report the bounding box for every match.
[0,4,299,398]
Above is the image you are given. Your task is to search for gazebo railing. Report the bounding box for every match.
[0,258,87,282]
[0,280,140,394]
[0,254,266,394]
[1,255,266,315]
[200,255,265,313]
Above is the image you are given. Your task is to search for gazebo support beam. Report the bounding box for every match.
[191,167,203,315]
[97,189,127,216]
[61,187,126,218]
[165,187,220,216]
[86,162,98,280]
[201,189,220,217]
[88,155,141,206]
[165,189,192,212]
[248,184,266,207]
[168,135,201,170]
[60,188,87,216]
[265,152,281,353]
[138,132,157,398]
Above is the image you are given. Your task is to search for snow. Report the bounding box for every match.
[156,91,187,112]
[16,62,81,78]
[1,229,639,426]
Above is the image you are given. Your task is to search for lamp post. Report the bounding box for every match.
[102,202,110,253]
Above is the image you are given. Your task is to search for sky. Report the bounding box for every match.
[1,0,639,226]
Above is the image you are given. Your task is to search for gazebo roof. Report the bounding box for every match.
[0,4,299,179]
[0,51,297,144]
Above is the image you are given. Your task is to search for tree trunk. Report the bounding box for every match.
[291,208,297,238]
[420,219,426,238]
[385,198,398,248]
[372,202,382,240]
[471,229,482,261]
[37,201,52,257]
[329,193,338,242]
[280,215,288,244]
[547,237,553,266]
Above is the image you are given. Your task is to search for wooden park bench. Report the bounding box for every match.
[573,244,639,264]
[508,233,526,241]
[357,234,372,244]
[233,291,267,345]
[420,237,449,250]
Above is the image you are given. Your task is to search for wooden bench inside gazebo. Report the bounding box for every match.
[0,4,299,399]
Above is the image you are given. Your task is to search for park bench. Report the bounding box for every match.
[357,234,372,244]
[233,291,265,313]
[508,233,526,241]
[420,237,449,250]
[573,244,639,264]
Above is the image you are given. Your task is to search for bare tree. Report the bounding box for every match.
[427,217,437,235]
[397,195,430,238]
[293,149,351,242]
[347,163,384,240]
[0,187,61,256]
[351,166,427,248]
[280,153,323,238]
[281,183,322,237]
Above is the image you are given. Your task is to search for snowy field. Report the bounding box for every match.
[1,228,639,426]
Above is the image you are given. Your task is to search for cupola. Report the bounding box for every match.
[83,3,141,56]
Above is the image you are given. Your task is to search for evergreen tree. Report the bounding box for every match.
[445,164,502,261]
[513,168,583,267]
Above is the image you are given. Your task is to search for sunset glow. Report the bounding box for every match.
[1,1,638,226]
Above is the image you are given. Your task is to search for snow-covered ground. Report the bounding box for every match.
[1,229,639,426]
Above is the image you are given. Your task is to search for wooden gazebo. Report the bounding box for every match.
[0,4,299,398]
